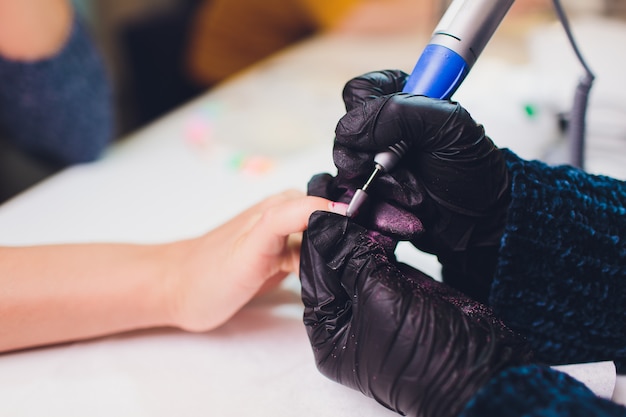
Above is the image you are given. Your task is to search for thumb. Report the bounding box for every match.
[300,212,353,353]
[301,211,399,304]
[300,211,405,341]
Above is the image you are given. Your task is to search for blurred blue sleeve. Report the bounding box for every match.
[461,365,626,417]
[0,12,114,166]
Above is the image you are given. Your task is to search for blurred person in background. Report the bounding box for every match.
[0,0,114,202]
[184,0,434,89]
[184,0,551,89]
[124,0,551,129]
[123,0,433,127]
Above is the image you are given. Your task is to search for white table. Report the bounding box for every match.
[0,18,625,416]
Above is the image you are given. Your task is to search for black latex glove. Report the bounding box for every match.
[300,211,532,417]
[308,70,510,303]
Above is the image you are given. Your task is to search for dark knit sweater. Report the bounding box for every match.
[461,365,626,417]
[490,150,626,372]
[0,14,113,166]
[461,150,626,417]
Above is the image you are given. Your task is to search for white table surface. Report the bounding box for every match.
[0,17,625,416]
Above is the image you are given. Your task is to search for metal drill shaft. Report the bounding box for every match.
[346,164,383,218]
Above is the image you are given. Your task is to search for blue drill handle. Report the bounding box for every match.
[346,0,515,218]
[372,44,469,172]
[403,43,469,99]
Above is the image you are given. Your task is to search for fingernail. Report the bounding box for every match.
[328,201,348,216]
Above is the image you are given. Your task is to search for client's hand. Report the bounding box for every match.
[309,70,511,302]
[300,211,532,417]
[167,190,345,332]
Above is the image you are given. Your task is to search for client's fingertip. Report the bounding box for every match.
[328,201,348,216]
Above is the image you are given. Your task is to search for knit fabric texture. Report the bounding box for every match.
[490,150,626,372]
[0,14,113,166]
[460,365,626,417]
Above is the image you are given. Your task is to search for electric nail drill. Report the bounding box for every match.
[346,0,515,218]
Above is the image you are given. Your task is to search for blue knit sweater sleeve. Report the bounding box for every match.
[460,365,626,417]
[490,150,626,371]
[0,14,114,165]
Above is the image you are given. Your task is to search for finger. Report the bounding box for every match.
[255,270,289,296]
[300,212,353,342]
[334,95,397,151]
[360,199,424,241]
[308,172,363,210]
[244,188,306,214]
[342,70,408,112]
[308,171,425,240]
[372,98,509,214]
[309,172,426,241]
[300,211,422,387]
[333,141,428,210]
[245,195,347,258]
[333,142,377,179]
[264,195,347,236]
[371,96,484,154]
[335,95,467,152]
[307,173,344,201]
[302,211,405,296]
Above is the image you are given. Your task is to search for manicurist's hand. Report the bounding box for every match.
[309,70,511,302]
[0,190,344,352]
[299,211,532,417]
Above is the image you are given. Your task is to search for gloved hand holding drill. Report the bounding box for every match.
[308,69,509,302]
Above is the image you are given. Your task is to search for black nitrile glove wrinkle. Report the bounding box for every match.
[300,211,532,417]
[341,70,409,112]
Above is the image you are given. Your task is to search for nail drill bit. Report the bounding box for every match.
[345,165,381,219]
[346,140,409,218]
